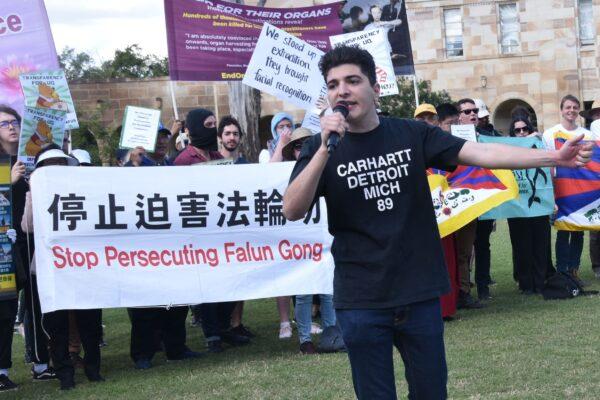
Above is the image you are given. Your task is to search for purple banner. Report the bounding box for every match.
[0,0,59,114]
[164,0,343,81]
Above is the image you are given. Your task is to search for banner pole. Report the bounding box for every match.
[169,81,179,121]
[413,75,419,107]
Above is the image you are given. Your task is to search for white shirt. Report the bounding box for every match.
[542,124,594,151]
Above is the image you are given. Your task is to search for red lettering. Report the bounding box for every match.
[160,250,172,266]
[148,251,160,266]
[7,15,21,32]
[52,245,66,268]
[105,246,118,266]
[118,251,130,267]
[224,242,235,263]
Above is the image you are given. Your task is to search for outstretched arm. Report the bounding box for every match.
[457,134,593,169]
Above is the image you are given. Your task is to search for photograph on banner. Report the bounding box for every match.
[553,136,600,231]
[479,136,554,220]
[119,106,162,152]
[451,125,477,142]
[243,23,326,110]
[164,0,343,81]
[338,0,414,76]
[0,157,16,301]
[19,70,79,130]
[428,166,518,237]
[18,107,66,173]
[329,28,398,96]
[30,162,333,312]
[0,0,59,113]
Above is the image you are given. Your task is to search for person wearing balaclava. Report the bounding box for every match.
[258,112,294,163]
[173,108,222,166]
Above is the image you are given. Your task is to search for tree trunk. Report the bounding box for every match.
[224,0,264,162]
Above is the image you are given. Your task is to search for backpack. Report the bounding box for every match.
[542,272,598,300]
[317,325,347,353]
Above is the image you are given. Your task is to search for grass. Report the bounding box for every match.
[5,221,600,399]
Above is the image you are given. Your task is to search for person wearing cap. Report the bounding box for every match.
[259,112,294,164]
[583,102,600,279]
[414,103,439,126]
[21,146,105,390]
[70,149,92,166]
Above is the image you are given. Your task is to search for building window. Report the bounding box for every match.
[444,8,463,57]
[499,3,520,54]
[579,0,595,45]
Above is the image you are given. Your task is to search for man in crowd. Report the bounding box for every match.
[543,95,594,286]
[174,109,250,352]
[414,103,439,126]
[437,103,460,132]
[218,116,247,164]
[454,98,485,307]
[581,100,600,279]
[282,45,592,399]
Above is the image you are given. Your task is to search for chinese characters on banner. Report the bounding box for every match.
[0,157,16,301]
[31,163,333,313]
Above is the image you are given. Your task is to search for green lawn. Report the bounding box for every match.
[5,221,600,399]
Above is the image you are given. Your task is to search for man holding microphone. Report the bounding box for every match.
[282,45,592,400]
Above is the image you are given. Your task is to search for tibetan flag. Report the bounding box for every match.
[553,135,600,231]
[428,166,518,237]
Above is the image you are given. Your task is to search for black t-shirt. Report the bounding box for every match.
[289,117,466,309]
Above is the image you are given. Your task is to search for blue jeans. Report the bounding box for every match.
[555,230,584,273]
[337,298,447,400]
[295,294,336,344]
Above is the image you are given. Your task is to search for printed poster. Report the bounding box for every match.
[119,106,162,152]
[19,70,79,130]
[18,107,66,173]
[0,157,16,301]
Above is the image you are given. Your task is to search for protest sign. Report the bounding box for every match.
[553,135,600,231]
[119,106,162,151]
[19,70,79,130]
[428,166,518,237]
[338,0,414,76]
[0,157,16,301]
[243,23,326,110]
[18,107,66,173]
[30,162,333,313]
[164,0,343,81]
[0,0,58,114]
[330,28,398,96]
[451,125,477,142]
[479,136,554,220]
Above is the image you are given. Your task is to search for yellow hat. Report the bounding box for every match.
[580,99,600,119]
[282,127,314,161]
[414,103,437,118]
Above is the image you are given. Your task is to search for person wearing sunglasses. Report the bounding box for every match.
[506,117,552,295]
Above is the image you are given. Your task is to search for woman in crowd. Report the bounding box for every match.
[506,117,552,294]
[282,127,337,354]
[262,113,295,339]
[22,145,104,390]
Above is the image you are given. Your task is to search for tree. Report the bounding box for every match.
[380,78,453,118]
[58,44,168,81]
[224,0,266,162]
[71,102,121,166]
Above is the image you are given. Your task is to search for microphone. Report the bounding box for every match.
[327,101,349,154]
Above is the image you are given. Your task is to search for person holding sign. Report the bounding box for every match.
[282,45,593,400]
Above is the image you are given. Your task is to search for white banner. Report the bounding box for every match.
[30,163,333,313]
[242,23,326,110]
[329,28,398,97]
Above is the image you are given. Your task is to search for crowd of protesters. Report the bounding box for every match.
[0,88,598,392]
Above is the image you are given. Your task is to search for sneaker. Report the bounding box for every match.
[230,324,255,338]
[279,322,292,340]
[310,322,323,335]
[457,292,485,310]
[134,359,152,370]
[0,375,17,391]
[221,330,250,346]
[206,340,224,354]
[299,341,317,355]
[32,367,56,381]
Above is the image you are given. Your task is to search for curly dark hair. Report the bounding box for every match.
[319,45,377,86]
[508,117,534,137]
[218,115,243,138]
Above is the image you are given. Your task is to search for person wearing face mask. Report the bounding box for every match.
[258,112,294,164]
[173,108,222,166]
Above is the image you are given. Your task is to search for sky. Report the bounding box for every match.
[45,0,169,62]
